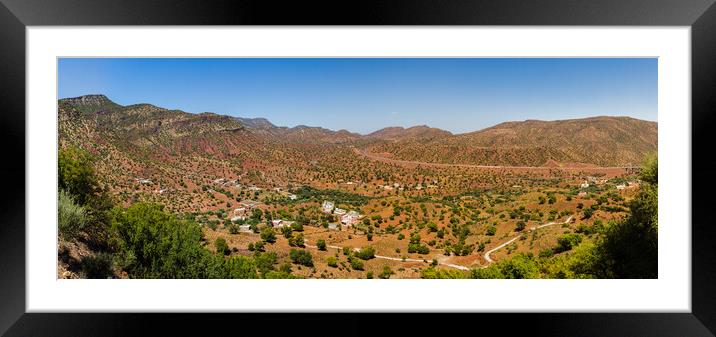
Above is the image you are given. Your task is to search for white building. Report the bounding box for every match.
[288,194,298,200]
[616,184,626,190]
[231,216,246,222]
[333,208,347,215]
[580,181,590,188]
[322,201,335,213]
[341,210,361,226]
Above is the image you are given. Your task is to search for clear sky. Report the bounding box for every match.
[58,58,657,135]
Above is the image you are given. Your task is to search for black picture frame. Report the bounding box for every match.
[1,0,715,336]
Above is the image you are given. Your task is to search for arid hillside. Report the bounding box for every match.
[368,116,657,167]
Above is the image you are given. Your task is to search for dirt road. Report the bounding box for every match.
[483,215,574,264]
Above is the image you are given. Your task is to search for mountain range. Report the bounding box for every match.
[58,94,657,167]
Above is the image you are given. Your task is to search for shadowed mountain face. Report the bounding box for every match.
[58,95,657,167]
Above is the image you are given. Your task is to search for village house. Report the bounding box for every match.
[341,210,361,226]
[271,220,294,228]
[580,181,590,188]
[231,215,246,222]
[616,184,626,190]
[322,201,335,213]
[288,194,298,200]
[333,208,347,215]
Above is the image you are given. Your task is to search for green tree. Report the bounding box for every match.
[316,239,327,251]
[58,147,99,205]
[289,249,313,267]
[355,246,375,260]
[261,227,276,243]
[109,203,216,278]
[215,237,230,255]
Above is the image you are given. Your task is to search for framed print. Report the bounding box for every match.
[2,0,716,336]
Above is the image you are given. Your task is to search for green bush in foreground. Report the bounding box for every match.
[58,189,88,239]
[80,253,114,279]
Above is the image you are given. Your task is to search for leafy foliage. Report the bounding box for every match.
[58,189,88,239]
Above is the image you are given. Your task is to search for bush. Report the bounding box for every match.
[555,233,583,253]
[58,189,88,239]
[289,249,314,267]
[109,203,214,278]
[58,147,99,205]
[471,253,538,279]
[260,228,276,243]
[515,221,526,231]
[486,225,496,236]
[316,239,327,251]
[538,248,554,258]
[349,257,364,270]
[326,256,338,268]
[379,266,394,279]
[80,253,114,279]
[215,237,229,255]
[227,223,239,234]
[281,226,293,238]
[288,233,305,247]
[355,246,375,260]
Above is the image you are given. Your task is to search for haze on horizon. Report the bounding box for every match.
[58,58,658,135]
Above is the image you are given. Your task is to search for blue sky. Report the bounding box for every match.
[58,58,657,134]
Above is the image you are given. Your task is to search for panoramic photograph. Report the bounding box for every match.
[57,58,658,279]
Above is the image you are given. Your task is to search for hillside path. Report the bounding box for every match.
[483,215,574,264]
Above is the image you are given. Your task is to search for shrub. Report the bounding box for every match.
[281,226,293,238]
[355,246,375,260]
[58,189,88,239]
[486,225,497,236]
[326,256,338,268]
[316,239,327,251]
[260,228,276,243]
[515,221,526,231]
[538,248,554,258]
[349,257,364,270]
[58,147,98,205]
[80,253,114,279]
[555,233,583,253]
[228,223,239,234]
[289,249,314,267]
[215,237,229,255]
[288,233,305,247]
[379,266,394,279]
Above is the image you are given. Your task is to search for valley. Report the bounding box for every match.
[58,94,657,279]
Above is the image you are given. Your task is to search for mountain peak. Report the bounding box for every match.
[60,94,120,113]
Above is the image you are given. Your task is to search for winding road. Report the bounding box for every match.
[483,215,574,264]
[239,216,573,272]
